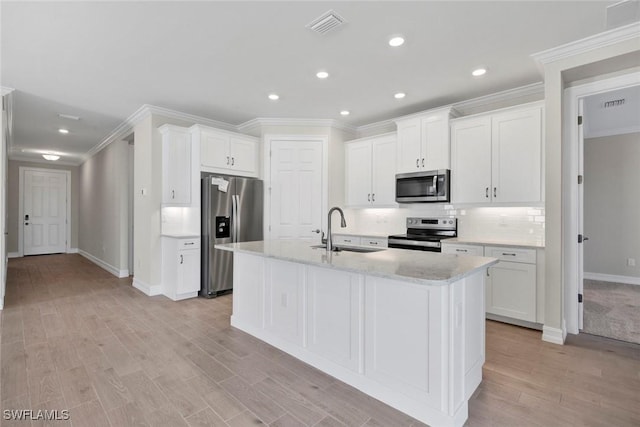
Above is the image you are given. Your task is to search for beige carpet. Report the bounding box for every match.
[583,279,640,344]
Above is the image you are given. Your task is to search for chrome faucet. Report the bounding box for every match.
[326,207,347,251]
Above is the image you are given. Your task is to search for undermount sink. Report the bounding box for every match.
[310,244,385,253]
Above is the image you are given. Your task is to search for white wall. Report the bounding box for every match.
[584,133,640,279]
[78,139,130,276]
[1,95,8,309]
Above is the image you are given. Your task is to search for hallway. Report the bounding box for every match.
[1,254,639,426]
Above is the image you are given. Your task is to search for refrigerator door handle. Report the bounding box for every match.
[234,194,241,242]
[231,194,237,243]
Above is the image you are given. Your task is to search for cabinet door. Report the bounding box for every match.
[486,261,536,322]
[230,136,258,175]
[396,118,422,173]
[200,130,230,169]
[422,115,450,170]
[162,130,192,204]
[345,141,373,207]
[176,249,200,295]
[451,117,492,203]
[491,106,542,203]
[371,136,397,206]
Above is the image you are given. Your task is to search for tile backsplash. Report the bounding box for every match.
[343,205,545,245]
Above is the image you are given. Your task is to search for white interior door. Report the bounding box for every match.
[269,139,323,240]
[23,169,67,255]
[577,98,585,330]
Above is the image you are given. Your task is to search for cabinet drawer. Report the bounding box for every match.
[361,237,388,248]
[441,244,484,256]
[178,239,200,250]
[333,235,362,246]
[485,246,535,263]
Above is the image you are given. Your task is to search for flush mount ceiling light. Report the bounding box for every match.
[58,128,69,134]
[316,71,329,79]
[394,92,406,99]
[58,113,80,121]
[472,68,487,77]
[42,154,60,161]
[340,110,350,116]
[268,94,279,101]
[388,36,405,47]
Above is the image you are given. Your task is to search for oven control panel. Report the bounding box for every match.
[406,217,456,230]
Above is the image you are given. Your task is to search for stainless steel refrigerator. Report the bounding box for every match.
[201,173,263,297]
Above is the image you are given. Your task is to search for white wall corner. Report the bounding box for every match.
[542,325,566,345]
[7,252,20,258]
[132,277,162,296]
[78,249,124,279]
[67,248,79,254]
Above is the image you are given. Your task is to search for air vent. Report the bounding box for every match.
[306,10,346,35]
[603,98,625,108]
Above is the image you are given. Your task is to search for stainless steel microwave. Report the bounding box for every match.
[396,169,450,203]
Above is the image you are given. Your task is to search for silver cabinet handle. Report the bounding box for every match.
[369,241,378,245]
[372,193,375,202]
[368,193,371,202]
[184,242,194,246]
[456,249,468,253]
[494,187,497,198]
[485,187,489,198]
[231,157,235,166]
[416,158,419,168]
[422,158,425,167]
[344,239,351,243]
[312,229,321,234]
[180,254,184,264]
[502,253,516,256]
[226,156,230,165]
[171,190,175,199]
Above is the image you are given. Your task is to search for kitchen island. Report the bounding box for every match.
[216,240,497,427]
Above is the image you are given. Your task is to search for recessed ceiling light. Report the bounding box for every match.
[268,94,279,101]
[42,154,60,161]
[394,92,406,99]
[316,71,329,79]
[472,68,487,77]
[58,128,69,134]
[389,36,405,47]
[340,110,350,116]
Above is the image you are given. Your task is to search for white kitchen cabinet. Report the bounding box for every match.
[485,246,537,323]
[192,125,259,177]
[345,133,396,207]
[332,234,388,248]
[396,107,457,174]
[160,125,192,205]
[451,102,543,204]
[161,236,200,301]
[441,243,484,256]
[264,259,304,346]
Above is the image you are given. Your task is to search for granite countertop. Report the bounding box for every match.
[444,237,545,249]
[216,240,497,286]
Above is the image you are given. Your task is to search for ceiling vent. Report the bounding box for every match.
[306,10,346,35]
[603,98,626,108]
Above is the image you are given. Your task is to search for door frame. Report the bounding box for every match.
[263,135,328,240]
[18,166,71,257]
[563,71,640,335]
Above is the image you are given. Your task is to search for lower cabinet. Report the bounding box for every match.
[161,236,200,301]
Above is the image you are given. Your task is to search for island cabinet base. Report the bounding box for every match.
[230,253,486,427]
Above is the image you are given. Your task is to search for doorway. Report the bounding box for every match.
[264,135,327,241]
[18,167,71,256]
[564,72,640,340]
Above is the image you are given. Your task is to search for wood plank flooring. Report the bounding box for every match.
[1,254,639,427]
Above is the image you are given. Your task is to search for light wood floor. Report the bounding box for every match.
[1,255,639,427]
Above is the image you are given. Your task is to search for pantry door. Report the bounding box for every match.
[21,168,69,255]
[266,136,326,241]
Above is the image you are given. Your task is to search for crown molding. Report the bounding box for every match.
[452,82,544,113]
[531,21,640,66]
[1,87,15,96]
[236,117,356,134]
[8,154,81,167]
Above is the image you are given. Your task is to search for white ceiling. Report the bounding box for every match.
[1,1,616,164]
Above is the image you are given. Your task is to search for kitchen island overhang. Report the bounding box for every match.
[216,240,497,427]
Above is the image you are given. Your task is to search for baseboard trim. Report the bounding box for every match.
[78,250,129,278]
[67,247,79,254]
[8,252,20,258]
[542,325,566,345]
[584,272,640,286]
[132,277,162,296]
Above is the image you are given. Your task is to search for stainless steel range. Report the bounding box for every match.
[388,217,457,252]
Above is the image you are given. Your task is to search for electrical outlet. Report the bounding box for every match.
[628,258,636,267]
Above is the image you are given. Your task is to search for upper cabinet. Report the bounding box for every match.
[159,125,192,206]
[345,133,397,208]
[192,125,259,177]
[395,107,457,174]
[451,102,543,204]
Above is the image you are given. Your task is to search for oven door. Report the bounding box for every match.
[395,169,450,203]
[387,238,442,252]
